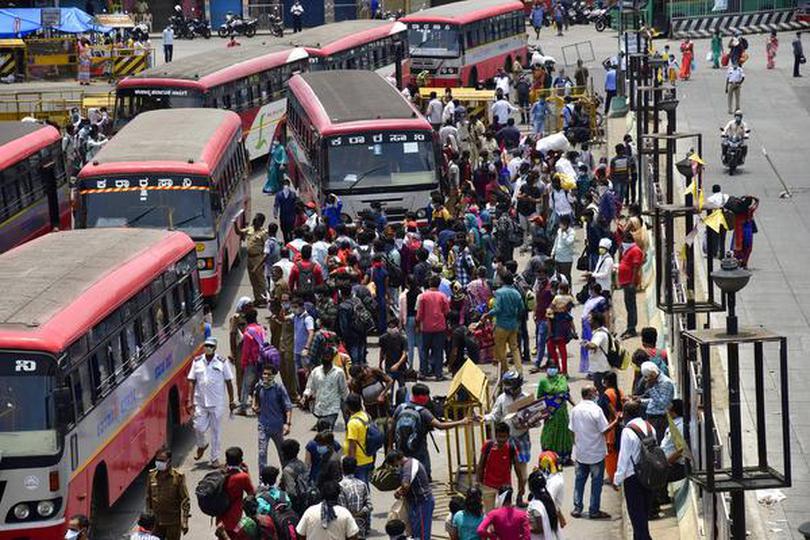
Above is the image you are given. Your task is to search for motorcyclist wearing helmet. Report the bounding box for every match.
[722,109,749,161]
[482,371,530,507]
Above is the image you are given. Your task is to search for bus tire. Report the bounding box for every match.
[468,67,478,87]
[89,465,109,538]
[166,388,179,448]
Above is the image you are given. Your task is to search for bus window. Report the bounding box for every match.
[107,337,124,376]
[72,364,94,416]
[62,373,77,426]
[1,170,20,216]
[124,322,139,366]
[89,352,110,397]
[223,93,232,110]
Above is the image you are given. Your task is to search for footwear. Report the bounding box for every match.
[570,509,583,518]
[589,511,611,520]
[620,330,637,339]
[210,459,220,468]
[193,444,209,461]
[435,375,447,382]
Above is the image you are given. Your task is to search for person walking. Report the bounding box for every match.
[711,30,722,69]
[793,32,804,77]
[301,345,348,431]
[476,486,531,540]
[238,309,266,414]
[253,365,292,471]
[338,457,372,537]
[387,451,435,540]
[568,385,618,520]
[679,38,694,80]
[345,394,376,485]
[604,65,617,115]
[725,63,744,114]
[290,0,304,32]
[485,272,525,375]
[477,422,524,511]
[296,481,360,539]
[426,91,444,130]
[186,337,237,467]
[613,400,655,540]
[263,139,287,194]
[416,274,450,380]
[618,232,643,339]
[574,58,589,89]
[536,364,573,464]
[162,25,174,63]
[530,2,545,39]
[145,446,190,540]
[766,31,779,69]
[550,214,575,286]
[526,471,564,540]
[599,371,624,483]
[274,178,298,243]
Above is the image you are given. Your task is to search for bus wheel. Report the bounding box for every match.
[468,68,478,88]
[89,466,109,538]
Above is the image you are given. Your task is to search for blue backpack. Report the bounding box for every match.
[246,327,280,371]
[355,414,385,456]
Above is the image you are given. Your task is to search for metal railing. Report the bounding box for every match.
[668,0,797,19]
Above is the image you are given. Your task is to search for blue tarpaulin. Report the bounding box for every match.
[0,8,111,37]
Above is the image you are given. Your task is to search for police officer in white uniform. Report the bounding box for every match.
[186,337,236,467]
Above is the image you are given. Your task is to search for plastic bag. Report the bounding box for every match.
[705,50,713,62]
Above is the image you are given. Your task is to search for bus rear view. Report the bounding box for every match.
[285,70,439,223]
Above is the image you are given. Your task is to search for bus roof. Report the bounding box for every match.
[402,0,524,25]
[0,229,194,353]
[289,70,430,136]
[0,121,60,171]
[282,19,406,56]
[77,108,242,178]
[117,44,307,92]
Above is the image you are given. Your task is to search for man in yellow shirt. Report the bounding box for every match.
[345,393,375,485]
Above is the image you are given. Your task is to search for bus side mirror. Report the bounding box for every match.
[54,387,74,426]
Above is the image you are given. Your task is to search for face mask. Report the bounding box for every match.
[155,460,168,472]
[622,242,634,252]
[282,302,291,311]
[204,346,215,355]
[388,327,400,335]
[65,531,81,540]
[283,185,290,194]
[316,445,329,455]
[598,248,607,255]
[547,368,559,377]
[203,312,213,325]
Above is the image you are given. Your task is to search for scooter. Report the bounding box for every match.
[589,8,610,32]
[720,127,750,175]
[170,14,195,39]
[268,13,284,37]
[218,12,257,38]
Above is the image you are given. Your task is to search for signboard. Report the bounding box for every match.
[95,13,136,28]
[132,87,191,97]
[79,175,210,192]
[327,131,430,147]
[41,8,61,28]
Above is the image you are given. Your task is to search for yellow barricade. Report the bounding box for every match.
[113,53,149,77]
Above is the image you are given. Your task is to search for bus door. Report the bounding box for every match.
[41,159,60,230]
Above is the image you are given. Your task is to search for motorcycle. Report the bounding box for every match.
[189,16,212,39]
[268,13,284,37]
[170,14,196,39]
[589,8,610,32]
[567,1,590,25]
[720,127,750,175]
[218,12,257,38]
[131,23,149,41]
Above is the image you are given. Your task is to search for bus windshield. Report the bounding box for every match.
[0,355,59,458]
[326,136,435,191]
[80,186,216,239]
[408,23,460,57]
[116,88,205,122]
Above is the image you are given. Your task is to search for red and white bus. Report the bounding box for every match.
[403,0,528,87]
[286,19,410,83]
[286,70,439,223]
[115,44,309,160]
[0,228,203,540]
[75,109,249,299]
[0,121,70,254]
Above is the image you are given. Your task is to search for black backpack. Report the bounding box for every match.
[195,470,231,517]
[384,252,404,288]
[596,328,623,368]
[268,501,299,540]
[628,421,670,491]
[296,262,316,294]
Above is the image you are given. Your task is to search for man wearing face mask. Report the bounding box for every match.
[584,237,614,294]
[64,514,90,540]
[274,178,299,243]
[187,337,237,466]
[253,365,292,472]
[482,371,531,507]
[301,344,348,431]
[617,232,644,340]
[145,446,190,540]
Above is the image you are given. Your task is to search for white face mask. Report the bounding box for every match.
[65,530,81,540]
[283,185,290,194]
[155,460,168,472]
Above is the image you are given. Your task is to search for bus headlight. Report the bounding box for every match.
[197,258,206,270]
[12,504,29,520]
[197,257,215,270]
[416,208,427,219]
[36,500,55,517]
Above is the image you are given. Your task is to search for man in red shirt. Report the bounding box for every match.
[288,244,324,300]
[415,274,450,381]
[617,231,644,339]
[476,422,521,511]
[238,309,265,415]
[219,447,255,536]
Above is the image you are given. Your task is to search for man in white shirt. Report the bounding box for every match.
[296,480,360,540]
[613,400,656,540]
[725,64,745,114]
[585,237,614,293]
[186,337,237,466]
[426,91,443,130]
[494,68,511,99]
[490,93,518,129]
[580,310,613,377]
[438,120,459,154]
[272,247,295,286]
[162,25,174,63]
[442,98,456,124]
[568,385,618,519]
[290,0,304,32]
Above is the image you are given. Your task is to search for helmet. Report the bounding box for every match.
[502,370,523,388]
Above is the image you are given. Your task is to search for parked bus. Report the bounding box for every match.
[75,109,248,299]
[403,0,528,87]
[286,70,439,223]
[115,44,308,159]
[284,19,410,83]
[0,121,69,254]
[0,228,203,540]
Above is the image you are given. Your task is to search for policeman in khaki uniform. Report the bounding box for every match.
[237,213,269,306]
[145,446,190,540]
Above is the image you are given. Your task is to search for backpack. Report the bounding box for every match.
[394,404,425,454]
[593,328,622,368]
[354,414,385,456]
[195,470,231,517]
[357,245,373,271]
[384,252,404,288]
[351,297,377,334]
[500,216,524,248]
[296,261,316,294]
[479,440,517,483]
[246,327,281,371]
[628,421,670,491]
[269,501,299,540]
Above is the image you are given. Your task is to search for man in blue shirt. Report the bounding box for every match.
[484,273,526,374]
[253,365,293,471]
[604,66,617,114]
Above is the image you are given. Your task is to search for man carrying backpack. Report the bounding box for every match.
[288,244,324,301]
[613,400,660,540]
[253,365,292,472]
[238,309,266,415]
[345,394,380,486]
[337,286,371,365]
[389,383,471,479]
[476,422,522,511]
